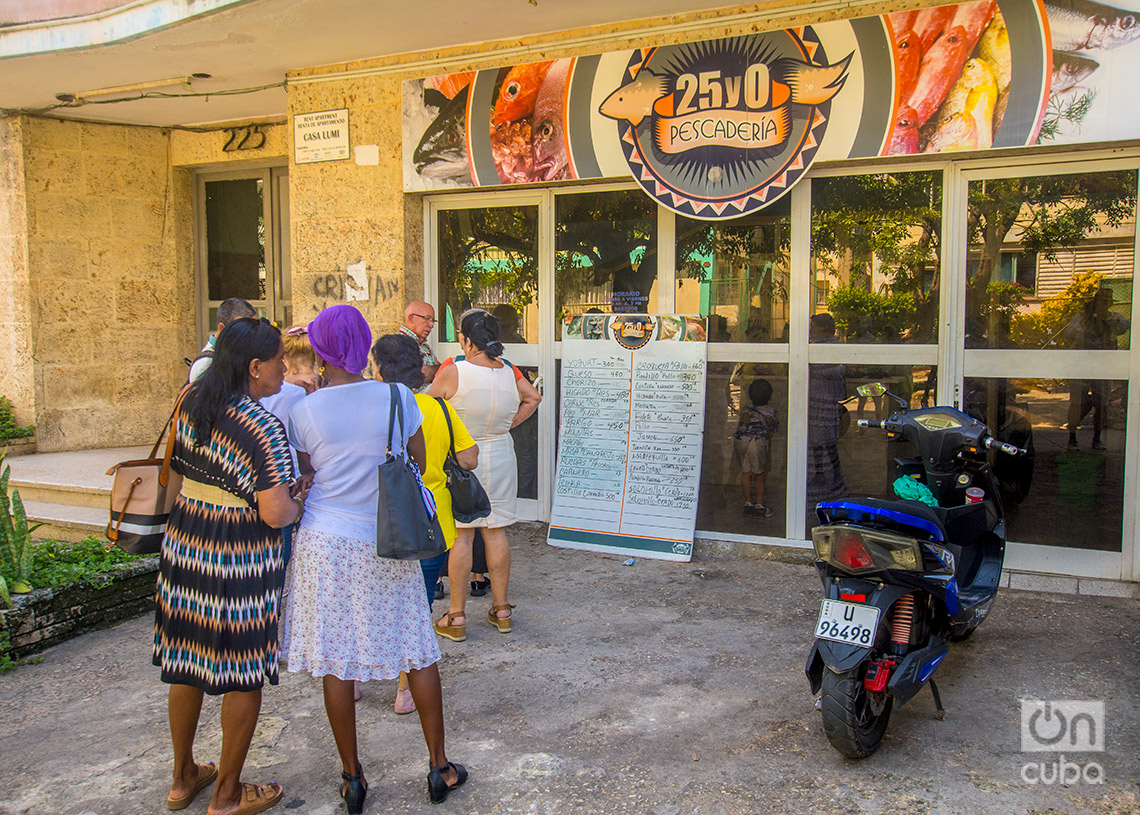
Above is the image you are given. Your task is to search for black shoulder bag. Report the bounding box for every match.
[434,397,492,524]
[375,384,446,560]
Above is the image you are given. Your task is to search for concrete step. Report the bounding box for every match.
[4,446,147,543]
[21,501,106,543]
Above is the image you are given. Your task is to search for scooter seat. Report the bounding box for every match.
[817,498,991,544]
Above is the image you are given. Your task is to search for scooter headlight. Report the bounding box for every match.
[813,524,923,574]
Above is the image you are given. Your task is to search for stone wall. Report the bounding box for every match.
[0,557,158,658]
[0,117,35,429]
[22,117,194,451]
[287,81,410,334]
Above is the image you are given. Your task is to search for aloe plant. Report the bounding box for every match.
[0,449,42,606]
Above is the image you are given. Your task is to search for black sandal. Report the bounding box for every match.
[427,761,468,804]
[341,769,367,814]
[469,577,489,597]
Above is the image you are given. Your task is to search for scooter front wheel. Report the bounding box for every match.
[820,665,893,758]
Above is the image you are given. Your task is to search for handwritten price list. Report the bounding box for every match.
[549,330,707,561]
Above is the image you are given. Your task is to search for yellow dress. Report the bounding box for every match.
[414,392,477,547]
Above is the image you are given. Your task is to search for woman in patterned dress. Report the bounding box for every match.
[281,305,467,812]
[154,317,304,815]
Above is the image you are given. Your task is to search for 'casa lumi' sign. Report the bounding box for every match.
[294,108,350,164]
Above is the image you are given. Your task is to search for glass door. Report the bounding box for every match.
[195,166,291,340]
[952,159,1138,580]
[427,192,549,520]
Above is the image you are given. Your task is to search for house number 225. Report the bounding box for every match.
[222,126,267,152]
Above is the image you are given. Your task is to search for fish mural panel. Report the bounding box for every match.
[400,0,1140,216]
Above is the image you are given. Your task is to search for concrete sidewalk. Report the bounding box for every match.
[0,528,1136,815]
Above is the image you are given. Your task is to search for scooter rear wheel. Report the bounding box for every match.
[820,665,892,758]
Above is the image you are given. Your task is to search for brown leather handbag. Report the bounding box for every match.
[105,389,188,554]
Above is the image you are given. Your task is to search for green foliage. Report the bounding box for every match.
[1010,272,1106,349]
[0,634,43,674]
[0,449,44,605]
[979,280,1029,326]
[25,537,144,590]
[827,286,917,341]
[0,397,33,443]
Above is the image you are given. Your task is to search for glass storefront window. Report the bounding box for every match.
[811,172,943,344]
[555,190,657,330]
[965,170,1136,350]
[697,362,788,534]
[805,364,936,532]
[964,377,1125,552]
[675,196,790,342]
[437,206,539,343]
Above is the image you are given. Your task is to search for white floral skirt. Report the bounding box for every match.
[281,526,440,681]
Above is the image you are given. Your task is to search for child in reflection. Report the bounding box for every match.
[734,378,778,518]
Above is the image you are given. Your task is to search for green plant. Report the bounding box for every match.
[0,634,42,674]
[27,537,143,589]
[0,449,43,606]
[0,397,33,443]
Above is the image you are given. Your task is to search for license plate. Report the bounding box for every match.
[814,600,880,647]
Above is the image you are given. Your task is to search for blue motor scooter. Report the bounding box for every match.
[805,383,1024,757]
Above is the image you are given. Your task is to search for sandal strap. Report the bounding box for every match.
[243,783,278,801]
[491,603,516,612]
[444,612,466,624]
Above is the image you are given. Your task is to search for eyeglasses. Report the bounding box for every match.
[411,313,436,323]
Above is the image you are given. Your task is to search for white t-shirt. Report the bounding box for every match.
[287,380,422,542]
[260,381,306,472]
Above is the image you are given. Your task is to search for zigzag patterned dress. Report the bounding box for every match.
[152,392,294,694]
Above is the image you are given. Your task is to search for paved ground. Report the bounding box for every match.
[1,527,1137,815]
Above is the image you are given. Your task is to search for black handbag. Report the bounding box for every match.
[375,384,447,560]
[435,397,492,524]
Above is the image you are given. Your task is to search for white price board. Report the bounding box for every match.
[548,314,707,561]
[294,108,349,164]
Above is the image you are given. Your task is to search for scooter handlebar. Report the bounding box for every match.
[983,436,1023,456]
[857,419,882,429]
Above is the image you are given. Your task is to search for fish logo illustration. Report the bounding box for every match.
[599,72,670,126]
[600,30,851,219]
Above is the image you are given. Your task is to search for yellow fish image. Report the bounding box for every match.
[599,72,669,127]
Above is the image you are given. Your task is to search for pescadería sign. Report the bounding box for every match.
[403,0,1136,219]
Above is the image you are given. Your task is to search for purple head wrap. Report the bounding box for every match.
[307,305,372,374]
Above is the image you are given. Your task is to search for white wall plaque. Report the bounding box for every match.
[294,108,349,164]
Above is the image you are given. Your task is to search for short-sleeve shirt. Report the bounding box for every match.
[415,393,476,548]
[172,391,295,504]
[287,380,422,542]
[399,325,439,368]
[260,381,307,471]
[735,404,779,442]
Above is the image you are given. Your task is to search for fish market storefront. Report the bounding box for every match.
[292,0,1140,583]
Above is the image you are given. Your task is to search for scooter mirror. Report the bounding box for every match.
[857,382,886,398]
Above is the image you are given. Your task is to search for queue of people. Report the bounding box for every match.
[156,298,537,814]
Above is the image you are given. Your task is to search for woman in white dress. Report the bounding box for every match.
[281,305,466,811]
[428,309,541,641]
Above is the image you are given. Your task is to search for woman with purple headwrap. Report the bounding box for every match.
[280,305,467,811]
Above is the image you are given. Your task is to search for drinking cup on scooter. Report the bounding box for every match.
[965,487,984,504]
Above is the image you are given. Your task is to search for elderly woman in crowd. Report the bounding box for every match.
[281,305,466,812]
[429,309,540,641]
[371,332,479,714]
[154,317,301,815]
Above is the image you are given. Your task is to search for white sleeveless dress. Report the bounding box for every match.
[451,359,520,528]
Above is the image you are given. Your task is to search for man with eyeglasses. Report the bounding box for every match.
[400,300,440,386]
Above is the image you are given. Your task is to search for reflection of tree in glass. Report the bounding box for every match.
[674,208,790,341]
[555,191,657,320]
[811,173,942,343]
[967,172,1136,347]
[438,207,539,324]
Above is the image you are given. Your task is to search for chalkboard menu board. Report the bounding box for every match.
[548,314,708,561]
